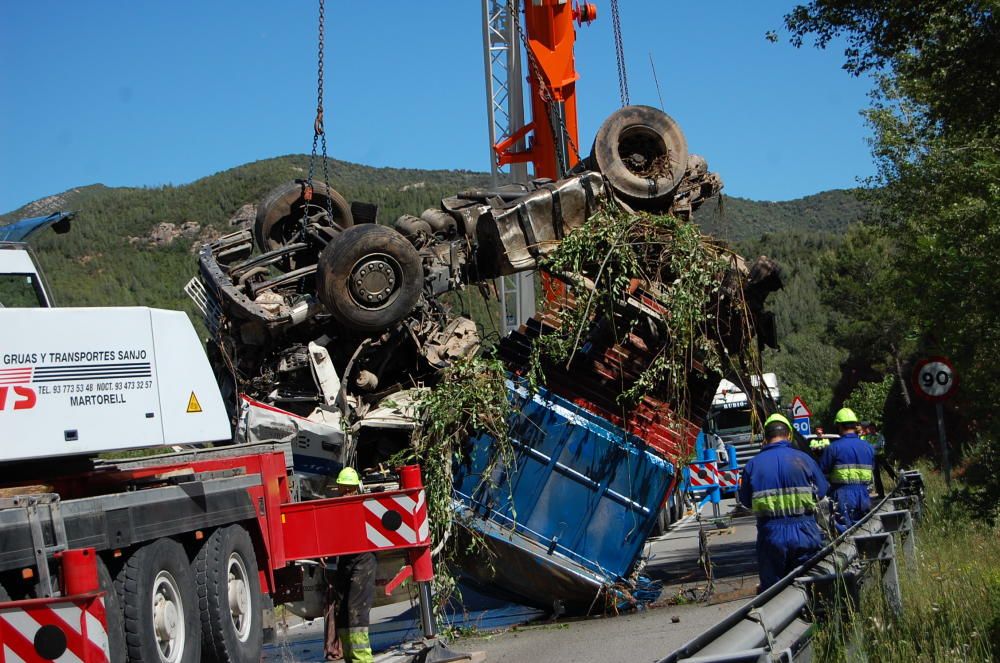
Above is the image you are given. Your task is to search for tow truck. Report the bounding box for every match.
[0,216,443,663]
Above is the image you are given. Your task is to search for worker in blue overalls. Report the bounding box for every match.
[739,413,829,591]
[820,408,876,532]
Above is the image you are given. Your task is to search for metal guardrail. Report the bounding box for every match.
[660,470,925,663]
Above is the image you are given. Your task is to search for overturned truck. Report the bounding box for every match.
[187,106,782,613]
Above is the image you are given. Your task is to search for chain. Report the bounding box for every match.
[506,0,582,174]
[610,0,630,107]
[306,0,334,219]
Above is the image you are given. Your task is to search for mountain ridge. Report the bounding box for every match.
[0,155,866,319]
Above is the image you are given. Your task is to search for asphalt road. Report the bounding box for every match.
[455,600,746,663]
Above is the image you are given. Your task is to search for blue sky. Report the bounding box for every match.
[0,1,875,213]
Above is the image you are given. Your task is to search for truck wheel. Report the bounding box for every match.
[195,526,263,663]
[98,557,128,663]
[116,539,201,663]
[316,224,423,334]
[590,105,688,212]
[651,508,668,537]
[254,180,353,253]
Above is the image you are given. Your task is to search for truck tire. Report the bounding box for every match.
[590,105,688,212]
[195,526,263,663]
[98,557,128,663]
[116,539,201,663]
[254,180,353,253]
[650,508,668,537]
[316,224,423,334]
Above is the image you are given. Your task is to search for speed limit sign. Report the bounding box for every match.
[913,356,958,401]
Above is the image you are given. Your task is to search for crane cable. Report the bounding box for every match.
[610,0,630,107]
[305,0,334,219]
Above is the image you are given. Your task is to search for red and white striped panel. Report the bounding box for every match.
[687,461,718,490]
[363,489,430,550]
[717,468,740,489]
[0,367,33,385]
[0,595,108,663]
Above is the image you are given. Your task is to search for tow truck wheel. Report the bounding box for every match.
[590,105,688,212]
[195,526,263,663]
[97,556,128,663]
[316,224,423,333]
[254,180,353,254]
[116,539,201,663]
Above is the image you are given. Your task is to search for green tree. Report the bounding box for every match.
[785,1,1000,516]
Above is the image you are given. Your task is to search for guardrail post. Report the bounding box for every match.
[853,532,901,616]
[878,509,917,566]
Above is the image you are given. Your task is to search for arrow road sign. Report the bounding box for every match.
[791,396,812,418]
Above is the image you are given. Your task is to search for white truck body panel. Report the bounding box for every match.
[0,307,231,461]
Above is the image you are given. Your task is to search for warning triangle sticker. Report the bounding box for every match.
[186,391,203,413]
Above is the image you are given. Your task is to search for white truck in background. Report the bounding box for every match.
[0,216,439,663]
[704,373,781,470]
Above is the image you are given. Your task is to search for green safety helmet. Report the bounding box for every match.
[336,467,361,486]
[834,408,859,425]
[763,413,792,430]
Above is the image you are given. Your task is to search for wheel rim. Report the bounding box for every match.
[152,571,185,663]
[227,552,253,642]
[348,253,401,310]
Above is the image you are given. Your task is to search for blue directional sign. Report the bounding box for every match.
[793,416,811,437]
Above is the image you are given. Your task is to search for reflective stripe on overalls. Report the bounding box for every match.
[751,486,817,518]
[829,463,873,485]
[337,626,373,663]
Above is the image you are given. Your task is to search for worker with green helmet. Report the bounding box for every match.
[737,413,829,591]
[324,467,376,663]
[819,408,876,532]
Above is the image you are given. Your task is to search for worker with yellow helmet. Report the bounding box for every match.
[324,467,376,663]
[819,408,876,532]
[737,413,829,591]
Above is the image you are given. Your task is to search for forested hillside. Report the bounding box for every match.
[1,155,863,422]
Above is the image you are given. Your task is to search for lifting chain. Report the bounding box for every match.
[506,0,582,176]
[305,0,334,220]
[610,0,630,107]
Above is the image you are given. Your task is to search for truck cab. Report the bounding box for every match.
[703,373,781,470]
[0,211,73,308]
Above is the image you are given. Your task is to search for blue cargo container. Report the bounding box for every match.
[453,381,674,612]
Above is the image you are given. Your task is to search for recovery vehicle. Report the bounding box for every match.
[0,218,443,663]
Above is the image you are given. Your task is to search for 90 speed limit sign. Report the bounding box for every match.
[913,356,958,402]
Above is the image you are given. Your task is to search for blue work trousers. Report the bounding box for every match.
[832,484,871,532]
[756,515,824,591]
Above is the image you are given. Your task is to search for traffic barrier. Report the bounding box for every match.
[716,468,740,490]
[660,470,924,663]
[0,548,110,663]
[686,461,719,491]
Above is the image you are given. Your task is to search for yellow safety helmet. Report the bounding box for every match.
[336,467,361,486]
[763,413,792,430]
[834,408,859,425]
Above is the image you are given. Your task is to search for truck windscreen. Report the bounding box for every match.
[714,407,752,432]
[0,273,46,308]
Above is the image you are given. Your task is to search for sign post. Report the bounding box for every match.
[790,396,812,438]
[913,357,958,488]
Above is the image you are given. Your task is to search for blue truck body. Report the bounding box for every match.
[452,381,675,611]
